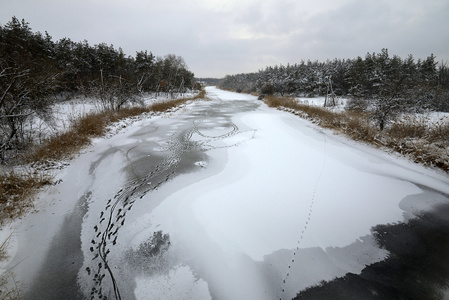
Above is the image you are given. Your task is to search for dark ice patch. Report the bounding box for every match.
[293,203,449,300]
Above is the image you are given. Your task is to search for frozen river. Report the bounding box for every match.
[5,87,449,299]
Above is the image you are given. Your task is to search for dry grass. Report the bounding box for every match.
[426,118,449,143]
[0,90,206,299]
[0,232,13,262]
[0,90,207,226]
[0,233,21,300]
[27,90,206,164]
[150,98,189,112]
[149,90,207,112]
[0,270,21,300]
[265,95,449,173]
[0,170,51,225]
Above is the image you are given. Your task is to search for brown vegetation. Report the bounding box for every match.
[0,90,206,226]
[0,232,21,300]
[264,95,449,173]
[149,90,206,112]
[0,170,50,224]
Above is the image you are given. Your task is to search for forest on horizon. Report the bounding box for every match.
[219,49,449,113]
[0,17,196,162]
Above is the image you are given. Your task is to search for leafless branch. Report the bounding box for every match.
[0,112,34,118]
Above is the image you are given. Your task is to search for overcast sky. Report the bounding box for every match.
[1,0,448,78]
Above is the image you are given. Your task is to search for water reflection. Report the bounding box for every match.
[294,203,449,299]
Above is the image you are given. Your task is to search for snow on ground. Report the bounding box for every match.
[396,111,449,127]
[24,92,194,142]
[121,88,449,299]
[0,91,197,294]
[295,96,348,110]
[296,96,449,131]
[297,95,449,125]
[1,87,449,299]
[23,97,100,142]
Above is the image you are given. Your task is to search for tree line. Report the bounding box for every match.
[220,49,449,129]
[0,17,196,162]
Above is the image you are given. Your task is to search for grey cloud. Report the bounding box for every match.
[279,0,449,63]
[1,0,448,77]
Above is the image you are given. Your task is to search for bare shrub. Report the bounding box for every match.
[261,84,275,95]
[346,98,369,112]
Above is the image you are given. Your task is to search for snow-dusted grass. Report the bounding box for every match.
[0,89,205,297]
[391,113,449,140]
[0,170,51,224]
[0,90,206,226]
[265,95,449,172]
[25,90,205,164]
[0,232,20,300]
[22,91,199,147]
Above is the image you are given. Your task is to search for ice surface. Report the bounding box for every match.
[2,87,448,300]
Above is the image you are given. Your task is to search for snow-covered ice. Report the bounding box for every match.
[1,87,449,300]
